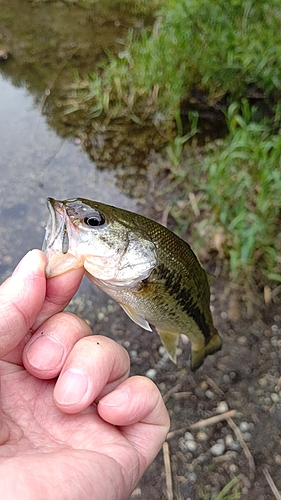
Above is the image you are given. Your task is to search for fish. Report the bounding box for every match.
[42,197,222,370]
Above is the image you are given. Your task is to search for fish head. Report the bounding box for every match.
[43,197,157,286]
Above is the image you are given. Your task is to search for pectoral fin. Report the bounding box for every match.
[120,303,152,332]
[156,328,180,363]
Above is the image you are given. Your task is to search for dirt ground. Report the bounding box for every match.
[69,274,281,500]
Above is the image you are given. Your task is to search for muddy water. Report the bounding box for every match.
[0,75,136,281]
[0,0,156,282]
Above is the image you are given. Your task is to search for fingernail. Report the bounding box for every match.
[54,368,89,405]
[27,335,65,370]
[13,250,45,276]
[100,387,130,407]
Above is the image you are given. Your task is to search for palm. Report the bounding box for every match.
[1,360,143,499]
[2,363,119,452]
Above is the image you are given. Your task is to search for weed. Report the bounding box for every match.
[199,476,242,500]
[194,104,281,284]
[66,0,281,124]
[64,0,281,286]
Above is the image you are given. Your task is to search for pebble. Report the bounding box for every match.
[216,401,229,413]
[210,441,225,456]
[229,464,238,473]
[243,432,252,441]
[145,368,156,379]
[197,453,207,464]
[188,472,197,483]
[205,390,215,399]
[237,335,247,345]
[259,377,267,387]
[239,421,250,432]
[271,392,280,403]
[196,430,208,442]
[222,374,230,384]
[180,334,190,345]
[186,440,197,452]
[225,433,232,444]
[158,346,166,356]
[129,350,138,358]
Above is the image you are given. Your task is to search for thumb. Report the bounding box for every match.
[0,250,46,359]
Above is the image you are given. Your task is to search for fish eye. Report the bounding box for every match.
[83,211,106,227]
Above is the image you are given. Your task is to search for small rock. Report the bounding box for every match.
[158,346,166,356]
[179,438,188,452]
[188,472,197,482]
[186,440,197,452]
[196,430,208,442]
[237,335,247,345]
[205,390,214,399]
[216,401,229,413]
[225,434,234,447]
[184,432,194,441]
[180,333,190,345]
[145,368,156,379]
[197,453,207,464]
[271,392,280,403]
[210,441,225,456]
[243,432,252,441]
[240,421,250,432]
[130,487,141,497]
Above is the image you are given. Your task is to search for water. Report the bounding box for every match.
[0,0,150,282]
[0,72,135,282]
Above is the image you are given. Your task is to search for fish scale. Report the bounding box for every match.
[43,197,222,370]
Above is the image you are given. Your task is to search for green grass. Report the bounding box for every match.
[198,476,242,500]
[194,103,281,284]
[64,0,281,286]
[66,0,281,121]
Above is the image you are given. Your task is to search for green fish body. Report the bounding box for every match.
[43,197,222,370]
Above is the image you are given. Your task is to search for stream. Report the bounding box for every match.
[0,0,152,282]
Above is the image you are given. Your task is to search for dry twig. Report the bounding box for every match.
[163,441,173,500]
[227,417,255,479]
[204,375,224,395]
[167,427,187,440]
[190,410,236,429]
[163,383,182,403]
[170,391,192,400]
[262,467,281,500]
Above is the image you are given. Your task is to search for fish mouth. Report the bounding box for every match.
[42,198,82,277]
[42,198,68,254]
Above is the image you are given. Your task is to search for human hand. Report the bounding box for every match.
[0,250,170,500]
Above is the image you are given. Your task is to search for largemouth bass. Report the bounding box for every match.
[42,197,222,370]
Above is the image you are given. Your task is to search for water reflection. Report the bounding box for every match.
[0,0,163,282]
[0,74,135,282]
